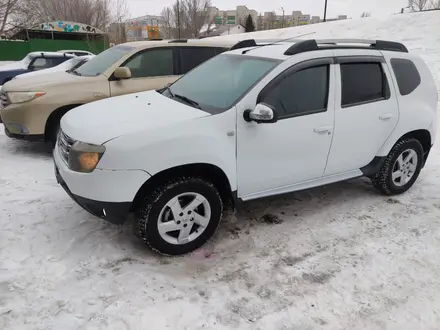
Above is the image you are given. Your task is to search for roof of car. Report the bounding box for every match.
[221,38,410,61]
[226,43,294,61]
[28,51,75,58]
[120,38,246,50]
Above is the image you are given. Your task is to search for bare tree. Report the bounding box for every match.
[0,0,20,34]
[161,0,211,39]
[430,0,440,8]
[160,7,174,39]
[181,0,211,38]
[408,0,429,11]
[7,0,126,34]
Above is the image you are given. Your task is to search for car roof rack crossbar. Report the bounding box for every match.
[230,38,301,51]
[168,39,188,43]
[284,39,408,55]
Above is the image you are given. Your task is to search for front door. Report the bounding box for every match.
[324,59,399,176]
[109,47,179,97]
[237,59,336,199]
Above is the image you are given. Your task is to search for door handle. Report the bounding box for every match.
[379,114,393,120]
[314,126,332,134]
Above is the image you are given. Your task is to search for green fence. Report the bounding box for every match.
[0,38,106,61]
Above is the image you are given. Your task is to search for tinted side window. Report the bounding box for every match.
[31,57,61,70]
[214,47,229,55]
[390,58,421,96]
[124,48,173,78]
[179,47,217,74]
[341,63,389,107]
[261,65,329,118]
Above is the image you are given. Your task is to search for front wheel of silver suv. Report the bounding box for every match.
[372,138,424,195]
[135,177,223,255]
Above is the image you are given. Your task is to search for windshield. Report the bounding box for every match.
[75,45,134,77]
[166,54,280,113]
[58,58,78,70]
[21,55,33,67]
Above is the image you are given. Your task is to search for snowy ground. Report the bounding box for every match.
[1,11,440,330]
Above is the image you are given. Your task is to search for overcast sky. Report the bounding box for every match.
[127,0,408,19]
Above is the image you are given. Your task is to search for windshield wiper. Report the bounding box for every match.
[69,69,81,76]
[173,94,201,109]
[165,86,174,97]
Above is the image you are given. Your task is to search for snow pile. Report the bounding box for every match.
[209,11,440,88]
[1,11,440,330]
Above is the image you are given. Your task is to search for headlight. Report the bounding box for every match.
[68,142,106,173]
[7,91,46,104]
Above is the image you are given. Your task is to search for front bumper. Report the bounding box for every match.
[53,143,151,225]
[1,100,53,136]
[55,163,131,224]
[4,125,45,141]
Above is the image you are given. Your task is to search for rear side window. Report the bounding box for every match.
[179,47,218,74]
[390,58,421,96]
[340,62,389,107]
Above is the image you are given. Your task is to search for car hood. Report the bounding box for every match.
[2,71,85,91]
[61,90,210,145]
[14,67,62,80]
[0,61,25,72]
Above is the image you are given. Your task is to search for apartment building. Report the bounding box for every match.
[209,5,258,28]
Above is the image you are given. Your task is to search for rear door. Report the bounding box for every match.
[324,55,399,176]
[176,46,228,75]
[109,47,178,97]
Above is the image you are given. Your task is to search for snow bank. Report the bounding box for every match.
[1,11,440,330]
[209,11,440,88]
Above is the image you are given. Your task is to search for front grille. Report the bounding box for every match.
[58,130,76,163]
[0,92,9,109]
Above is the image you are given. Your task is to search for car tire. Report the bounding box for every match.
[49,122,60,148]
[372,138,424,195]
[135,177,223,256]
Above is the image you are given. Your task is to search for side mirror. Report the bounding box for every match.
[114,67,132,80]
[28,64,35,71]
[243,103,277,123]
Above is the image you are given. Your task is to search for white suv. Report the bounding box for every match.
[53,38,438,255]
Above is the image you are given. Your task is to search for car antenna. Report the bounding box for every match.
[241,31,316,54]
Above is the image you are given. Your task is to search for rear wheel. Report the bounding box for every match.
[135,177,223,255]
[372,138,424,195]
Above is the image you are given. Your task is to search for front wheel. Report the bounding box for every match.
[372,138,424,195]
[135,177,223,255]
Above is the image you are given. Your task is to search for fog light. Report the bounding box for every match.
[5,123,28,134]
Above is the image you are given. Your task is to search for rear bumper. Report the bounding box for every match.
[55,163,131,224]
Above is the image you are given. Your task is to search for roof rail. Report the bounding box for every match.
[284,39,408,55]
[230,39,257,50]
[230,38,300,51]
[168,39,188,43]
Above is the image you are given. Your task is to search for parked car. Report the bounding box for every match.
[12,55,94,80]
[0,51,76,85]
[1,39,244,144]
[53,38,437,255]
[58,50,95,56]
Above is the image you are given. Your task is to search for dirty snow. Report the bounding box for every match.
[1,11,440,330]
